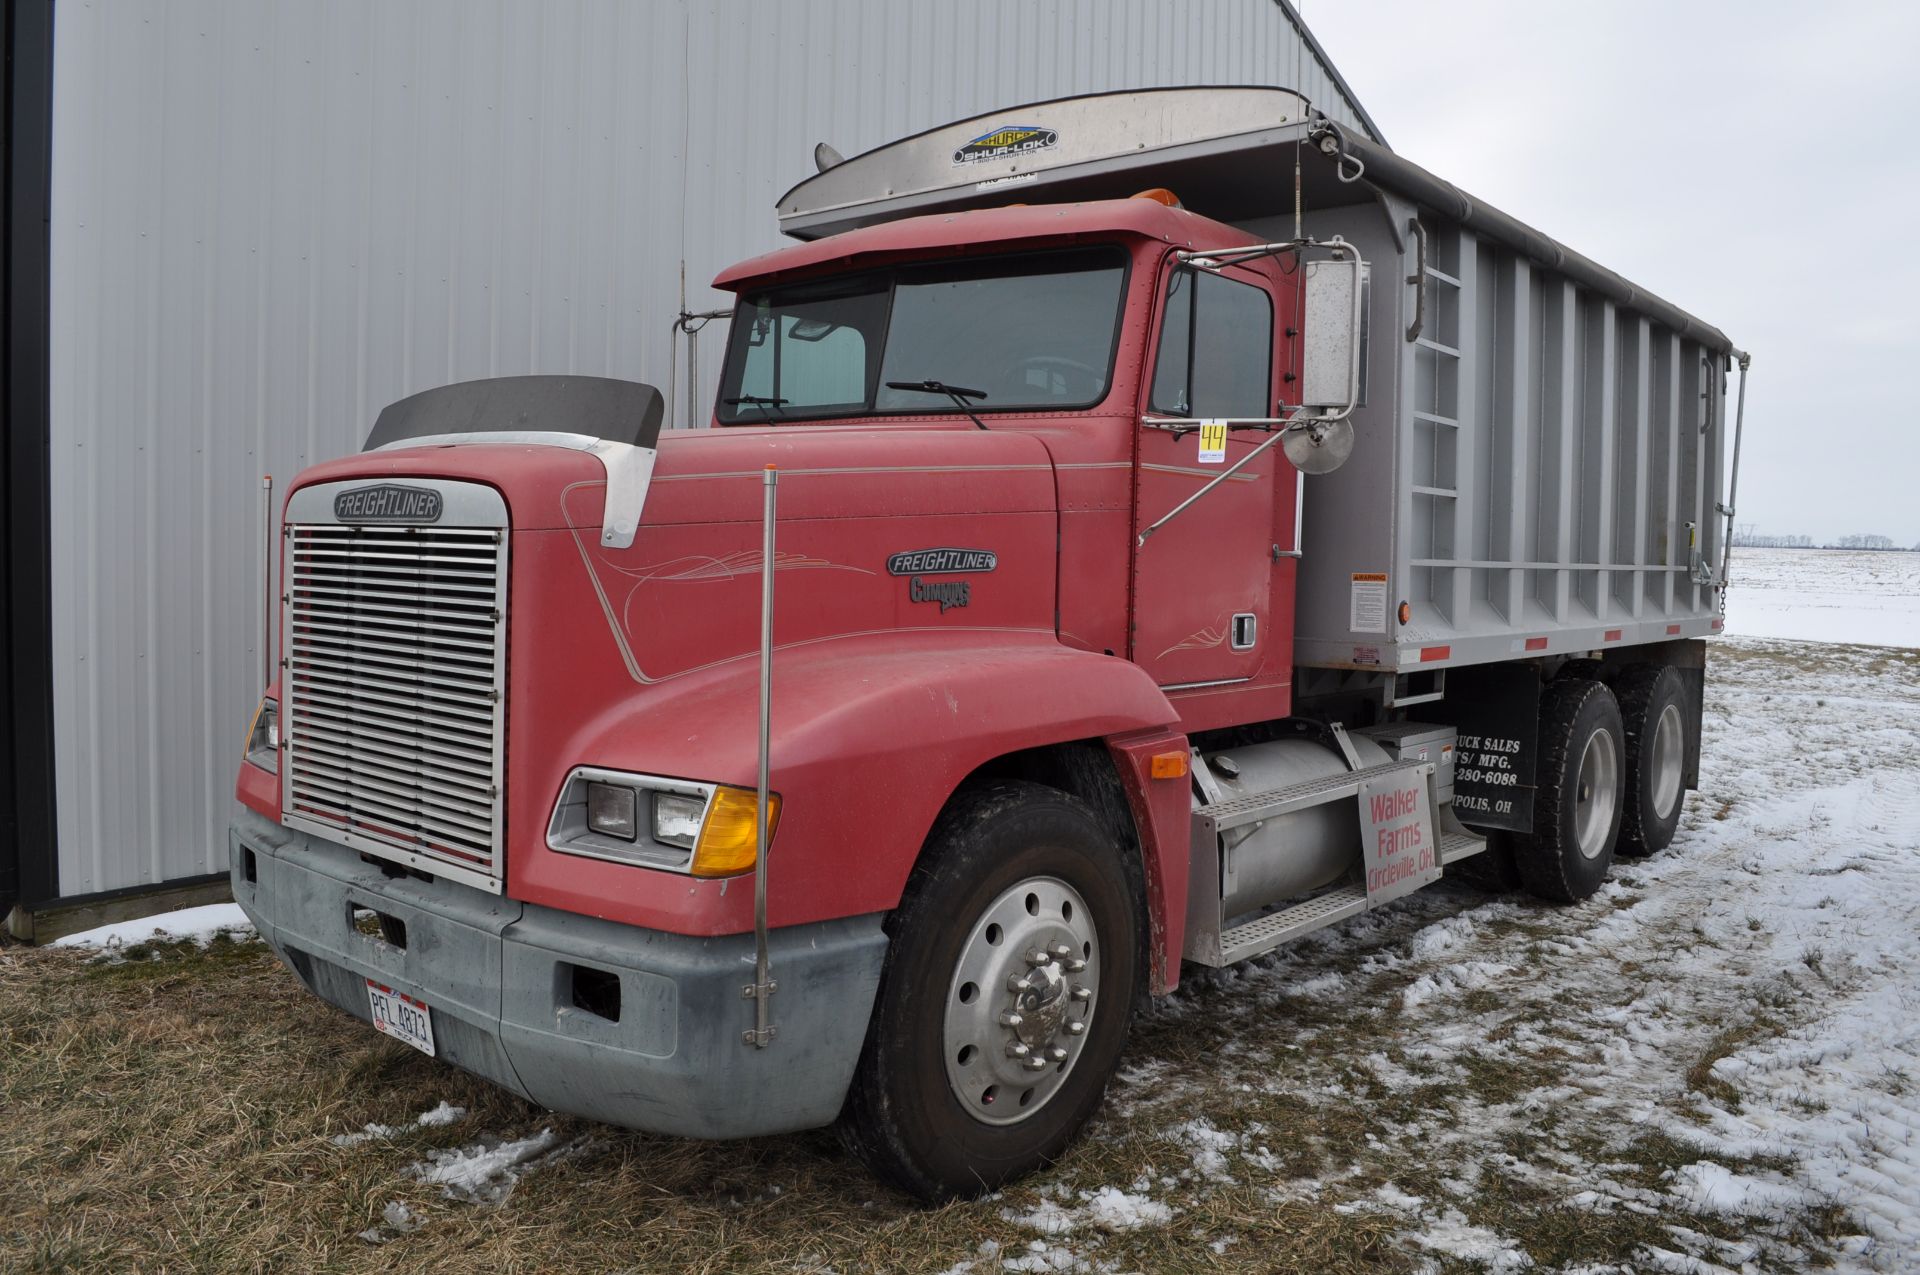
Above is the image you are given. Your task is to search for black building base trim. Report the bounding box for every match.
[2,0,60,911]
[7,873,235,945]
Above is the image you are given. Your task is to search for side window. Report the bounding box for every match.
[1148,268,1273,419]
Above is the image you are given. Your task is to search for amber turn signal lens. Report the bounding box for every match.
[688,785,781,878]
[1397,601,1412,625]
[1150,751,1190,780]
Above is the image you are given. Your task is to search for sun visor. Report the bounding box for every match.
[777,86,1320,241]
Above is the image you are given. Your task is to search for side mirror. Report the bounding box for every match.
[1300,256,1369,411]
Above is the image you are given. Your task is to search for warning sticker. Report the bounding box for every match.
[1197,420,1227,464]
[1350,572,1388,633]
[1359,772,1439,905]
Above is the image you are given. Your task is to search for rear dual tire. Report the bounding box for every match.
[1615,664,1690,857]
[1516,678,1625,903]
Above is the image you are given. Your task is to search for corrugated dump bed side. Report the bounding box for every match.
[1280,195,1732,674]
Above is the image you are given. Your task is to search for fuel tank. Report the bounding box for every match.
[1197,734,1391,920]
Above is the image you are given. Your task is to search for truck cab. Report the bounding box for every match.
[229,86,1740,1202]
[709,195,1306,728]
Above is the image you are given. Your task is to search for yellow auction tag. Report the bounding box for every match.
[1198,420,1227,463]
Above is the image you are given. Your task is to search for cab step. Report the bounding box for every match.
[1218,884,1368,964]
[1198,759,1431,831]
[1438,827,1487,863]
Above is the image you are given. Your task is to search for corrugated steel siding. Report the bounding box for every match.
[47,0,1366,898]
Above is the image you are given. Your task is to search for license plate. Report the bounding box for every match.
[366,979,436,1057]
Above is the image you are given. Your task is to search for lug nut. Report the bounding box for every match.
[1023,1056,1050,1072]
[998,1011,1024,1028]
[1070,986,1092,1002]
[1046,1045,1069,1061]
[1066,1020,1087,1036]
[1066,959,1087,973]
[1025,949,1050,968]
[1049,941,1073,958]
[1008,975,1034,993]
[1006,1041,1030,1058]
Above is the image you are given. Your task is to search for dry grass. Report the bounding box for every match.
[0,917,1854,1274]
[0,937,1420,1274]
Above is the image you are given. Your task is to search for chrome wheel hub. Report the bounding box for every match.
[1574,726,1620,860]
[943,876,1099,1126]
[1650,702,1684,820]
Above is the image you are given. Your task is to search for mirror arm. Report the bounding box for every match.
[1137,425,1294,546]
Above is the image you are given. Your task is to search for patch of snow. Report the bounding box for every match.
[1080,1186,1171,1231]
[356,1199,421,1244]
[333,1123,400,1148]
[1670,1162,1814,1219]
[1163,1118,1239,1181]
[998,1237,1108,1272]
[333,1102,470,1146]
[406,1128,565,1204]
[1003,1186,1171,1236]
[414,1101,467,1128]
[53,902,254,949]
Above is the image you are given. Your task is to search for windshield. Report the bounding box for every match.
[716,248,1128,424]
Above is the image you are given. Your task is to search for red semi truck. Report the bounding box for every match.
[230,88,1746,1200]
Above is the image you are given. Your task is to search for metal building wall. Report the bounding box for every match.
[43,0,1374,901]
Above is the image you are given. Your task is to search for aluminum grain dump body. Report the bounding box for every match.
[779,86,1739,680]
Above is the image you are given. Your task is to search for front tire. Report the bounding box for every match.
[1516,678,1625,903]
[1615,664,1690,856]
[840,781,1141,1202]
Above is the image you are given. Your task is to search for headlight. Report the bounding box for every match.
[243,698,279,774]
[586,782,638,841]
[651,791,705,848]
[548,768,779,877]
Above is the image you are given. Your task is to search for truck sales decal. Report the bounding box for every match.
[952,125,1059,166]
[333,484,443,524]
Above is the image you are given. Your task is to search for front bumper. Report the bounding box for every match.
[229,806,888,1140]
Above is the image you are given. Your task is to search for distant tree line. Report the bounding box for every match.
[1731,529,1815,548]
[1731,528,1913,550]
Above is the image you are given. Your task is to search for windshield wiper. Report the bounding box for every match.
[723,394,789,420]
[885,379,990,430]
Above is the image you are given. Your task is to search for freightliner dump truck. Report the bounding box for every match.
[230,87,1749,1200]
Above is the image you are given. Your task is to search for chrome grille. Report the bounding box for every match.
[281,517,509,893]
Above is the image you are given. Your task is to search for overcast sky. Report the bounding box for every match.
[1303,0,1920,547]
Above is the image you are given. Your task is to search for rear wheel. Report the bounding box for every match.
[1515,678,1625,903]
[840,781,1140,1202]
[1615,664,1689,856]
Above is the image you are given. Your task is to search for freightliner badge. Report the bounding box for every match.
[333,484,444,524]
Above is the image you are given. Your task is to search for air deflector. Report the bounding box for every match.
[363,375,665,452]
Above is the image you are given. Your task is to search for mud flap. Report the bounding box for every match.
[1440,662,1541,835]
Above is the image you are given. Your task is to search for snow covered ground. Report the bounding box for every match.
[1724,549,1919,647]
[1089,634,1920,1272]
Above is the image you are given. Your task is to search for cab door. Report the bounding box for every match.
[1130,259,1280,690]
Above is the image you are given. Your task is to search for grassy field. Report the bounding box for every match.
[5,639,1914,1273]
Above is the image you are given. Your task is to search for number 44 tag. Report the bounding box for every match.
[1197,420,1227,464]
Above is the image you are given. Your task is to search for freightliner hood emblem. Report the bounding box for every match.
[333,484,444,524]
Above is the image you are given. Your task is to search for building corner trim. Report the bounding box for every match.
[3,0,61,910]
